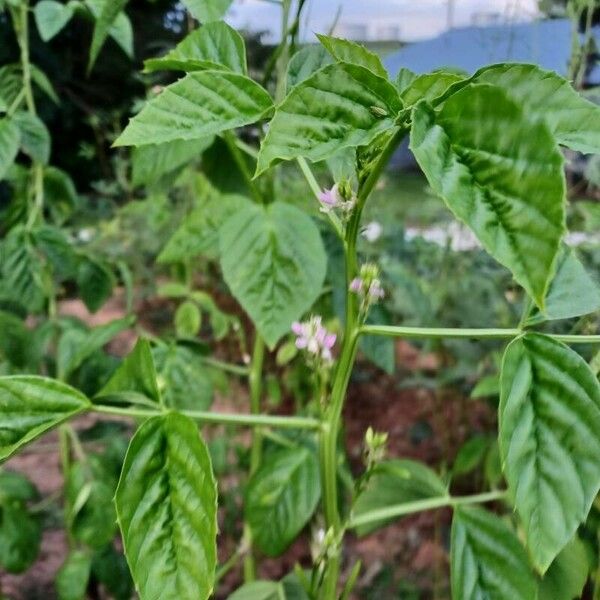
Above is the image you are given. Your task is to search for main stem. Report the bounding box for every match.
[320,126,408,598]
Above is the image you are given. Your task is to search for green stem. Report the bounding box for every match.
[91,403,320,430]
[319,122,409,599]
[59,426,75,548]
[243,334,266,582]
[296,157,344,239]
[13,2,45,231]
[360,325,600,344]
[347,490,507,529]
[200,356,250,377]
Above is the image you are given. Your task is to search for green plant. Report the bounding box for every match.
[2,0,600,598]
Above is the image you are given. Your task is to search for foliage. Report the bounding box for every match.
[0,0,599,599]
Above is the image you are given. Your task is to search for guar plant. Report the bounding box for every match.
[2,0,600,598]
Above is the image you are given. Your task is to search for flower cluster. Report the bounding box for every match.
[318,182,355,217]
[349,263,385,314]
[291,316,336,364]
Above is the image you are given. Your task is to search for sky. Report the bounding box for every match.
[226,0,541,42]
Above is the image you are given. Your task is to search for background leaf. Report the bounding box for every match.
[0,117,20,180]
[219,202,327,348]
[351,459,447,536]
[76,257,114,313]
[56,550,92,600]
[538,535,589,600]
[526,246,600,324]
[227,581,282,600]
[0,376,90,462]
[451,506,537,600]
[245,446,320,556]
[500,333,600,572]
[181,0,232,22]
[131,137,214,187]
[410,84,565,308]
[34,0,75,42]
[0,503,41,573]
[87,0,129,73]
[152,344,213,410]
[115,413,218,600]
[98,338,160,403]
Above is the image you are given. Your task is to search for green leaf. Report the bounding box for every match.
[34,0,75,41]
[0,117,20,180]
[0,504,41,573]
[219,201,327,348]
[13,111,51,165]
[256,62,402,176]
[153,344,213,410]
[31,64,60,104]
[114,71,272,147]
[57,316,134,380]
[131,137,215,187]
[395,67,417,93]
[286,46,332,91]
[499,333,600,572]
[0,310,35,369]
[115,413,218,600]
[526,246,600,325]
[410,84,565,308]
[471,374,500,399]
[144,21,246,74]
[0,65,22,107]
[470,63,600,154]
[227,581,282,600]
[76,257,114,313]
[66,458,117,548]
[87,0,128,73]
[98,339,160,403]
[351,459,447,536]
[0,226,46,312]
[175,300,202,337]
[538,535,589,600]
[158,191,247,263]
[56,550,92,600]
[451,506,537,600]
[317,34,387,78]
[0,471,38,502]
[452,435,489,478]
[181,0,232,22]
[245,446,320,556]
[401,71,464,106]
[0,376,90,462]
[44,166,79,223]
[91,545,134,600]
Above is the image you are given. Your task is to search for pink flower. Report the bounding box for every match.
[318,185,343,213]
[291,316,336,363]
[349,278,363,293]
[368,280,385,301]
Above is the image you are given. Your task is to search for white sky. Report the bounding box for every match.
[226,0,541,42]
